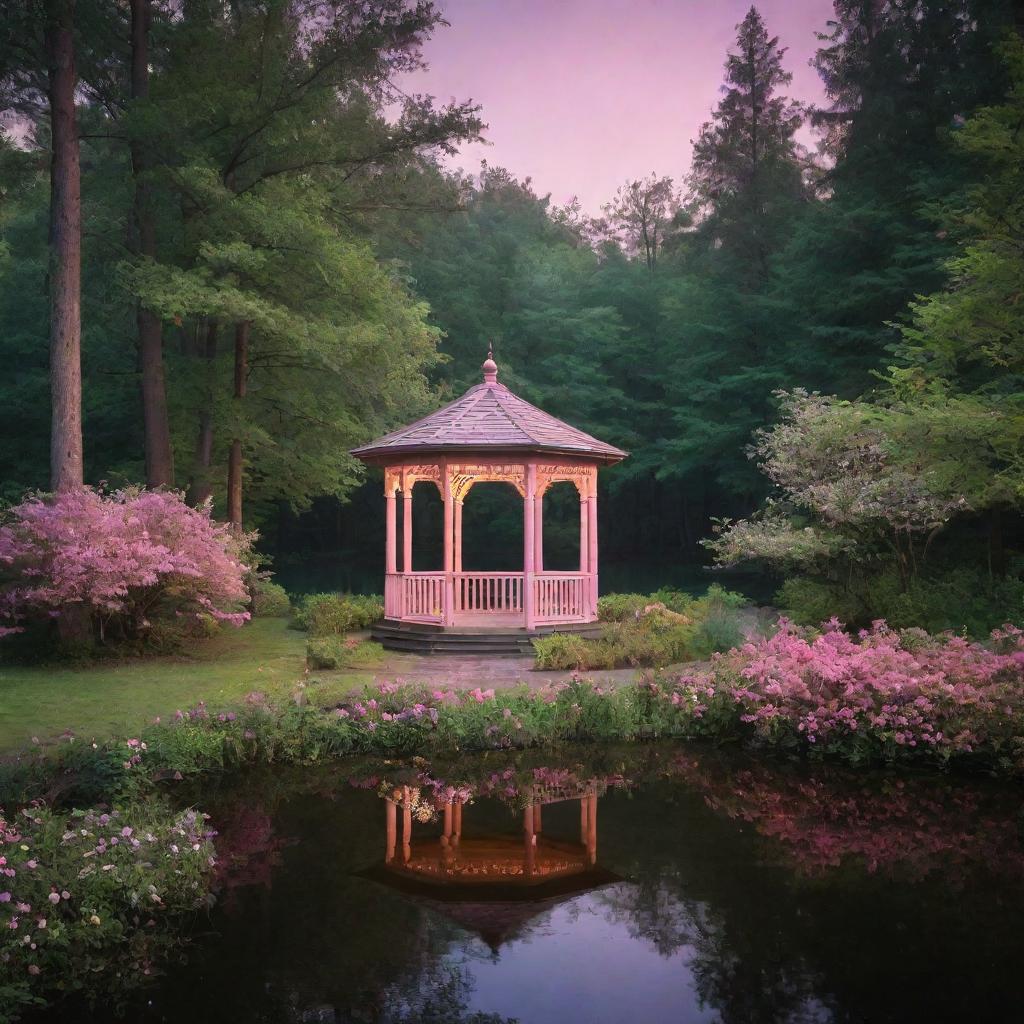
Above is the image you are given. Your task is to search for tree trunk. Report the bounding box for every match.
[227,320,249,528]
[45,0,83,493]
[186,320,218,506]
[131,0,174,488]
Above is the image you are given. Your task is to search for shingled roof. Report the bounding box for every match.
[352,349,627,464]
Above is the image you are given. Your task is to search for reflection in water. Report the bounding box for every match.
[40,747,1024,1024]
[371,777,620,953]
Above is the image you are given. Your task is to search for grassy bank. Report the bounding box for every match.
[0,619,314,751]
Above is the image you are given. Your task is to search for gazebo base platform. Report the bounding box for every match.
[371,618,603,656]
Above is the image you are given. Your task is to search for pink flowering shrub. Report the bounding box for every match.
[662,619,1024,767]
[0,488,252,647]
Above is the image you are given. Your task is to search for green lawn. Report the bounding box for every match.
[0,619,315,751]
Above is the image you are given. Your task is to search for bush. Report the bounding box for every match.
[306,636,385,670]
[291,593,383,636]
[778,567,1024,638]
[0,488,251,650]
[0,800,215,1017]
[549,587,748,669]
[533,632,611,670]
[597,593,651,622]
[250,579,291,618]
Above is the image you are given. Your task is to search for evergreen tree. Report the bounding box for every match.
[689,5,806,283]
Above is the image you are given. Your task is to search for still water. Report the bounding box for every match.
[55,746,1024,1024]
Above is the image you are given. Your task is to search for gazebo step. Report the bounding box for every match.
[371,619,602,655]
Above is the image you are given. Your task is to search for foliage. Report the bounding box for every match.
[0,799,215,1019]
[306,636,385,671]
[536,587,746,669]
[688,5,807,276]
[682,619,1024,770]
[290,592,383,636]
[777,566,1024,639]
[0,488,252,649]
[710,41,1024,628]
[5,618,1023,818]
[249,579,290,618]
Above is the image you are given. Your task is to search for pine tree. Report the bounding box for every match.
[689,5,806,283]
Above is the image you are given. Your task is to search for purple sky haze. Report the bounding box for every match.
[403,0,836,212]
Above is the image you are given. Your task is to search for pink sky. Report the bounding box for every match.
[403,0,835,212]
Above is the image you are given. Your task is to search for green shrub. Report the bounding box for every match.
[572,587,748,668]
[250,579,291,617]
[777,567,1024,638]
[291,593,384,635]
[306,636,386,670]
[690,608,745,659]
[533,632,612,670]
[597,593,651,622]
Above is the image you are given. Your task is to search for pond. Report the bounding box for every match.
[43,745,1024,1024]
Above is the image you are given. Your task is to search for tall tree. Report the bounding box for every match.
[688,4,806,282]
[44,0,83,491]
[129,0,174,487]
[776,0,1017,396]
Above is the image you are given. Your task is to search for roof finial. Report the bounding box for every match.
[482,342,498,384]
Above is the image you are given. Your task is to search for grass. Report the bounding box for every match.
[0,618,379,751]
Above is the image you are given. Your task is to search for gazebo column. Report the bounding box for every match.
[533,493,544,572]
[385,491,397,574]
[523,462,537,628]
[454,499,463,573]
[442,463,454,625]
[586,489,598,617]
[402,480,413,573]
[579,493,589,573]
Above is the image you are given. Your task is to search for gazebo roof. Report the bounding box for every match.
[351,348,627,464]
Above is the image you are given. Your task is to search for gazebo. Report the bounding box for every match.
[352,348,627,652]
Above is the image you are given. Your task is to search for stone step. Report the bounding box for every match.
[371,618,602,655]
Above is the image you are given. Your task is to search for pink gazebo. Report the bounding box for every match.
[352,349,627,650]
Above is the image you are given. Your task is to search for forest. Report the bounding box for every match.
[0,0,1022,635]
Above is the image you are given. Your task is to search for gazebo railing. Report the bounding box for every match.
[385,572,446,622]
[385,571,594,625]
[454,572,524,615]
[533,573,588,622]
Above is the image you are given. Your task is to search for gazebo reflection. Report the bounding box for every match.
[367,779,620,951]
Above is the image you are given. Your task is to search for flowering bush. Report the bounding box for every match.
[0,800,215,1016]
[659,619,1024,768]
[0,488,252,647]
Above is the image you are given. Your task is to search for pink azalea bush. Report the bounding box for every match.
[663,619,1024,767]
[0,488,252,646]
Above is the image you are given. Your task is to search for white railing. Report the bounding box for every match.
[533,573,588,622]
[454,572,524,614]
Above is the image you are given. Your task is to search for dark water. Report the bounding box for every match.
[51,746,1024,1024]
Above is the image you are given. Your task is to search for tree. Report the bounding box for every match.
[688,4,806,282]
[129,0,174,488]
[601,174,679,270]
[775,0,1017,397]
[43,0,83,492]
